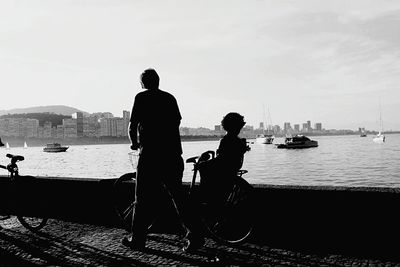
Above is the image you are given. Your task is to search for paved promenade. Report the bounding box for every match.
[1,219,400,266]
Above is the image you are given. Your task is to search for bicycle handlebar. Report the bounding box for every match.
[5,154,24,165]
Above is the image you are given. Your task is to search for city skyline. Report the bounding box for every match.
[0,105,394,132]
[1,1,400,131]
[1,107,385,136]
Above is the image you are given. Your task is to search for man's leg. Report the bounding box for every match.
[123,154,158,248]
[162,156,204,251]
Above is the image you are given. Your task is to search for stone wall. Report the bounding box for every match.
[1,175,399,259]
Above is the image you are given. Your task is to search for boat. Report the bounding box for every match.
[276,135,318,149]
[360,129,367,137]
[372,99,385,143]
[43,143,69,152]
[23,141,28,149]
[256,134,274,144]
[373,132,385,143]
[5,142,10,150]
[256,105,274,144]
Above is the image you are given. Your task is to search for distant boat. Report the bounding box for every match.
[5,142,10,150]
[276,135,318,149]
[43,143,69,153]
[360,129,367,137]
[256,105,274,144]
[373,100,385,143]
[373,132,385,143]
[256,134,274,144]
[23,141,28,149]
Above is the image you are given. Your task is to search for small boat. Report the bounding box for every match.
[373,99,385,143]
[256,134,274,144]
[43,143,69,153]
[5,142,10,150]
[276,135,318,149]
[373,132,385,143]
[23,141,28,149]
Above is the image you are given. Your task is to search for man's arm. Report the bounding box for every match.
[128,121,139,150]
[129,95,140,150]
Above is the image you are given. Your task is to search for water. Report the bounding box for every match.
[1,134,400,188]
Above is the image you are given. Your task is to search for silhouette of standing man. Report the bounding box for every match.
[123,68,204,252]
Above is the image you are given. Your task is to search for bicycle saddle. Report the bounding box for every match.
[6,154,24,162]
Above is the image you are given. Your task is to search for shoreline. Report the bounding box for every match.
[1,132,399,148]
[0,135,224,148]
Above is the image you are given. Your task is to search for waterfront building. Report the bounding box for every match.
[72,112,84,137]
[115,118,126,137]
[43,121,52,138]
[99,118,111,136]
[37,126,44,138]
[180,127,190,136]
[25,119,39,138]
[56,125,64,139]
[122,110,130,136]
[315,123,322,131]
[91,112,114,119]
[83,117,100,137]
[294,124,300,133]
[63,118,77,138]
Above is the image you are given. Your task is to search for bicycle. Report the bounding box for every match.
[0,153,48,232]
[113,150,254,245]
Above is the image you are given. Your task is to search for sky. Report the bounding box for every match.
[1,0,400,131]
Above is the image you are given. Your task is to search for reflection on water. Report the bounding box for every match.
[1,134,399,187]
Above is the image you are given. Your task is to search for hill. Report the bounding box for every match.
[0,113,71,126]
[0,105,87,116]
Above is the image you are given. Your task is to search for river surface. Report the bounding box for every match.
[1,134,400,188]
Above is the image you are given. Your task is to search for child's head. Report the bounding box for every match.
[221,112,246,135]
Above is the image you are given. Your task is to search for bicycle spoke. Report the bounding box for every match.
[204,177,254,244]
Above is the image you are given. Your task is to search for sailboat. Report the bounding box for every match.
[5,142,10,149]
[256,106,274,144]
[373,100,385,143]
[23,141,28,149]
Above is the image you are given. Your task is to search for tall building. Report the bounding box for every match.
[283,122,291,133]
[314,123,322,131]
[294,124,300,132]
[302,123,308,132]
[72,112,84,137]
[123,110,130,136]
[307,120,312,131]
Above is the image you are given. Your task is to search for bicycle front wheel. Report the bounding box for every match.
[203,176,255,244]
[17,216,48,232]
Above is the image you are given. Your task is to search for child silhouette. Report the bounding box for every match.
[199,112,250,203]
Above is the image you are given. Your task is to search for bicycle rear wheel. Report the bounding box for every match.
[113,173,156,232]
[203,176,254,244]
[17,216,48,232]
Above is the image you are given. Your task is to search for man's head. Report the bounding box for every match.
[221,112,246,135]
[140,68,160,90]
